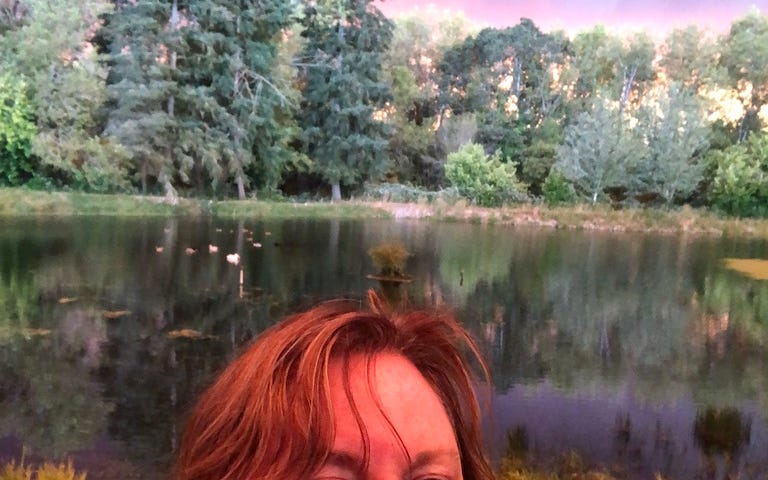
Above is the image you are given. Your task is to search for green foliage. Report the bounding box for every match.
[2,0,124,192]
[555,100,638,204]
[0,73,37,186]
[520,118,564,193]
[445,143,527,207]
[299,0,394,200]
[542,169,575,206]
[709,134,768,217]
[385,65,435,184]
[629,84,709,203]
[660,26,723,92]
[184,0,298,198]
[719,10,768,140]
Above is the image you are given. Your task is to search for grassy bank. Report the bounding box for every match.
[4,188,768,238]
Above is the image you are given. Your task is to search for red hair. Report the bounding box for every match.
[175,292,493,480]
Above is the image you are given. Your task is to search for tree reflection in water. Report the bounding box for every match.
[1,218,768,479]
[694,407,752,479]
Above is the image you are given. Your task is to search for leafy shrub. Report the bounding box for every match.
[444,143,528,207]
[542,169,576,206]
[709,134,768,217]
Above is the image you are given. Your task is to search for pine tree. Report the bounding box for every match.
[101,0,182,197]
[180,0,296,198]
[299,0,393,200]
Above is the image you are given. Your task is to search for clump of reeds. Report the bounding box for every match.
[368,242,410,278]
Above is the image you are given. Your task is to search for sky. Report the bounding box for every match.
[375,0,768,35]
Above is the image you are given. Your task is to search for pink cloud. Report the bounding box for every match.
[375,0,766,34]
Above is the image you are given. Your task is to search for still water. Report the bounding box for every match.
[1,217,767,479]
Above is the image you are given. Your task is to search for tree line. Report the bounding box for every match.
[0,0,767,215]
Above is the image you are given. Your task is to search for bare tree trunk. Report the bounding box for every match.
[512,57,522,99]
[331,182,341,201]
[164,0,179,198]
[141,160,147,195]
[236,174,246,200]
[618,64,638,119]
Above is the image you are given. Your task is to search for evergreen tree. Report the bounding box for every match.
[100,0,182,196]
[554,99,639,204]
[181,0,296,198]
[102,0,296,198]
[299,0,393,200]
[630,85,709,203]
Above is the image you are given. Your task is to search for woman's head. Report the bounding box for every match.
[175,292,493,480]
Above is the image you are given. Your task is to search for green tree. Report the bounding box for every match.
[101,0,190,197]
[438,19,570,159]
[719,10,768,141]
[709,133,768,216]
[383,17,440,184]
[299,0,393,200]
[2,0,128,191]
[180,0,297,199]
[660,26,723,93]
[629,85,709,203]
[0,73,36,186]
[569,27,655,116]
[554,99,639,204]
[444,142,527,207]
[520,117,564,194]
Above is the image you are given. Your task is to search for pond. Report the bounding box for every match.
[1,217,767,479]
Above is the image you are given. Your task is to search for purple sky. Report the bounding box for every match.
[375,0,767,34]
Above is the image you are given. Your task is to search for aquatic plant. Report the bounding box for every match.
[368,242,410,278]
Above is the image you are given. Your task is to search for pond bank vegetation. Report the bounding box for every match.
[5,188,768,238]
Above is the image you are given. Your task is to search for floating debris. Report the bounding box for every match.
[253,242,262,248]
[185,247,198,255]
[208,244,219,253]
[57,297,78,304]
[103,310,131,319]
[22,328,52,337]
[226,253,241,265]
[723,258,768,280]
[167,328,216,340]
[155,246,164,253]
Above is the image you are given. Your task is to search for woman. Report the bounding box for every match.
[175,291,494,480]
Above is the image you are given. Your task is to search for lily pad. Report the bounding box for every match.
[723,258,768,280]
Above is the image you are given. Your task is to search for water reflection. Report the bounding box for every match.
[0,218,767,479]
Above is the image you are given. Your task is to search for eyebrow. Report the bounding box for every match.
[410,449,462,471]
[324,451,364,472]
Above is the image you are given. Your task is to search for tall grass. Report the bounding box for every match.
[0,458,85,480]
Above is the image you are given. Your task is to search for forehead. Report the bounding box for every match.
[326,353,460,461]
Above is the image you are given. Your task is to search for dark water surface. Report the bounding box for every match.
[1,217,767,479]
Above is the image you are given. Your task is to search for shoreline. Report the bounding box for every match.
[3,188,768,238]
